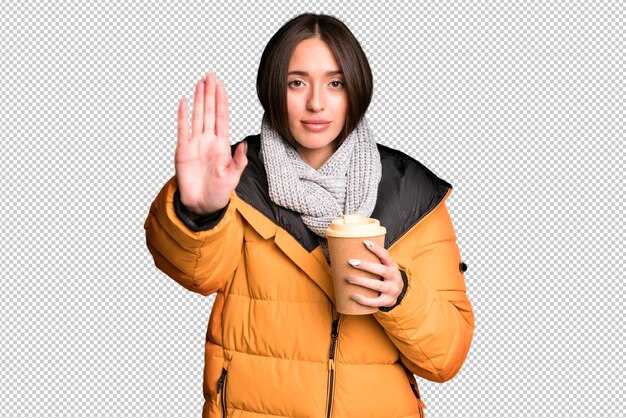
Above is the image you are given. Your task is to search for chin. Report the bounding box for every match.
[295,131,341,149]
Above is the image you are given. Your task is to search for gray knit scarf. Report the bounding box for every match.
[259,112,382,262]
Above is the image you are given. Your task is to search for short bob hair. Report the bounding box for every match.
[256,13,373,150]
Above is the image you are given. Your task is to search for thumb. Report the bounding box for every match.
[231,141,248,174]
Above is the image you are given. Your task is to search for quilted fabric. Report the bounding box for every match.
[144,139,474,417]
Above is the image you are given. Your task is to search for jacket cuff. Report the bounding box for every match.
[379,269,409,312]
[173,188,229,232]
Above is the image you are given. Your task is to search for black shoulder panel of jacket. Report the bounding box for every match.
[232,135,451,252]
[372,143,452,249]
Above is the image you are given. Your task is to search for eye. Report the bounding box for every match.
[288,80,303,88]
[330,80,344,88]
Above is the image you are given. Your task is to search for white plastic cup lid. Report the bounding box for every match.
[325,214,386,238]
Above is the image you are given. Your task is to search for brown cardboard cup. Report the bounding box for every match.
[326,215,386,315]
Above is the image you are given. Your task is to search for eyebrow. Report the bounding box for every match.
[287,70,344,76]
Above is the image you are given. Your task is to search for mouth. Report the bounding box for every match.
[301,121,331,132]
[302,119,331,124]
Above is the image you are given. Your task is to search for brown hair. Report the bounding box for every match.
[256,13,373,149]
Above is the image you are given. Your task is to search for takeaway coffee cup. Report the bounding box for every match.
[326,214,387,315]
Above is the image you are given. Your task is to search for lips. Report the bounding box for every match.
[302,119,331,124]
[301,120,331,132]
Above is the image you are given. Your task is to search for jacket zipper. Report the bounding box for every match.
[325,314,342,418]
[216,367,228,417]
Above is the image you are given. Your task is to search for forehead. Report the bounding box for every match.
[288,38,341,72]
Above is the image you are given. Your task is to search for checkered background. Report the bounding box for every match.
[1,1,623,417]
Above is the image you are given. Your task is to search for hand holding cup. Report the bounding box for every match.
[326,215,392,314]
[346,240,404,309]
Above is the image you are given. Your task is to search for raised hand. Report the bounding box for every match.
[175,71,248,215]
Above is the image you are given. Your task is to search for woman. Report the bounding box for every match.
[144,13,474,418]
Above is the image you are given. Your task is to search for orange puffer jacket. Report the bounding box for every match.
[144,135,474,418]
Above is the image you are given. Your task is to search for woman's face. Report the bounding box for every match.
[286,37,348,169]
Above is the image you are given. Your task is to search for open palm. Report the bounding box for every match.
[175,71,248,215]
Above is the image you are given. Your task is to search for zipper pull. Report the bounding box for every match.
[331,319,339,338]
[329,317,341,360]
[216,368,227,393]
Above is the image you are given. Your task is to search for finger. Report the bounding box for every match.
[191,80,204,137]
[363,240,398,268]
[215,79,230,144]
[347,275,387,293]
[177,97,189,144]
[204,71,216,135]
[347,258,388,277]
[350,292,391,308]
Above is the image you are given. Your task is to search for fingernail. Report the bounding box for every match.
[364,240,374,248]
[244,141,248,153]
[348,259,361,267]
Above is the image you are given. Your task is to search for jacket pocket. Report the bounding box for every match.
[216,367,229,417]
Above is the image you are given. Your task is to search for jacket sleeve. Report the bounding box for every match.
[143,175,244,296]
[373,197,475,383]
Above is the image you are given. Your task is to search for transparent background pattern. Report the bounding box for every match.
[1,1,623,417]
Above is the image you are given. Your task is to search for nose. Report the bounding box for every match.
[306,84,325,112]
